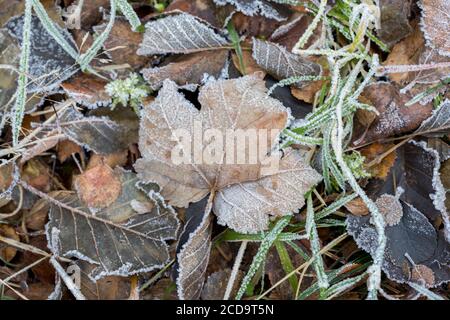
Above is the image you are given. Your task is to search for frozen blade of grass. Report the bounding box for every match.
[330,55,386,300]
[406,78,450,106]
[316,193,357,220]
[306,193,329,289]
[227,22,246,75]
[283,129,323,146]
[408,282,445,300]
[268,75,327,95]
[12,0,32,146]
[223,240,247,300]
[235,216,291,300]
[116,0,142,32]
[78,0,116,70]
[31,0,79,59]
[292,0,327,53]
[274,240,297,293]
[323,272,367,300]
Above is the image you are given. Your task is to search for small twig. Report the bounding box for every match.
[49,256,86,300]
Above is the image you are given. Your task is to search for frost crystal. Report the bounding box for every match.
[375,194,403,226]
[213,0,288,21]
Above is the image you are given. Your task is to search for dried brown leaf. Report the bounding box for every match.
[420,0,450,57]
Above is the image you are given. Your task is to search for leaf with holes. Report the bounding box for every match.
[252,38,321,88]
[46,168,179,280]
[137,13,230,56]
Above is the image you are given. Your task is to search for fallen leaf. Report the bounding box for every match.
[201,269,243,300]
[365,141,449,241]
[137,13,230,56]
[166,0,226,28]
[94,17,152,69]
[6,14,78,93]
[175,197,213,300]
[420,0,450,57]
[344,197,369,216]
[141,49,229,90]
[377,0,412,47]
[231,48,265,75]
[415,99,450,137]
[360,142,397,179]
[74,163,122,210]
[76,260,131,300]
[46,168,179,280]
[252,38,321,88]
[86,152,129,170]
[135,74,321,233]
[347,200,450,286]
[56,106,138,155]
[0,224,19,262]
[57,139,83,163]
[61,73,111,108]
[212,0,289,21]
[355,82,433,144]
[270,13,322,51]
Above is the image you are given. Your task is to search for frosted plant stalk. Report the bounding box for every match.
[116,0,142,31]
[292,0,328,53]
[11,0,32,146]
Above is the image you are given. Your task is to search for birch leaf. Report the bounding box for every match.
[57,106,138,155]
[137,13,230,56]
[420,0,450,57]
[252,38,322,88]
[213,0,289,21]
[46,169,179,280]
[415,99,450,137]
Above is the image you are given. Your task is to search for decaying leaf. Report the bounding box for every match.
[61,73,111,108]
[365,141,449,238]
[360,142,397,179]
[141,49,229,90]
[214,149,322,233]
[137,13,230,56]
[6,14,78,93]
[175,197,213,300]
[46,168,179,280]
[355,82,433,144]
[415,99,450,137]
[377,0,412,47]
[201,268,243,300]
[94,17,152,70]
[76,260,132,300]
[135,74,321,233]
[375,194,403,226]
[0,224,20,262]
[347,200,450,286]
[252,38,321,88]
[213,0,289,21]
[56,106,138,155]
[74,163,122,210]
[420,0,450,57]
